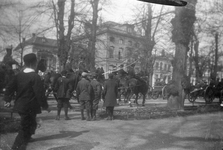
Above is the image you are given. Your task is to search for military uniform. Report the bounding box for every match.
[54,71,73,120]
[90,74,102,120]
[76,72,93,120]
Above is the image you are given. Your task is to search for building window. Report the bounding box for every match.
[155,62,159,70]
[164,64,167,71]
[118,48,123,59]
[119,39,124,44]
[128,40,132,46]
[127,27,132,33]
[110,36,115,43]
[168,64,171,71]
[160,62,163,70]
[118,51,122,60]
[109,46,114,58]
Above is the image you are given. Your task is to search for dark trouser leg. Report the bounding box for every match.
[110,106,114,120]
[56,99,62,120]
[12,112,36,149]
[86,100,91,121]
[63,99,70,120]
[106,107,111,120]
[80,101,85,120]
[92,99,99,120]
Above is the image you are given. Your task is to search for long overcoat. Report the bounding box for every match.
[103,78,118,107]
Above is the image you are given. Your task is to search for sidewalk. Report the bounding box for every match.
[1,97,223,150]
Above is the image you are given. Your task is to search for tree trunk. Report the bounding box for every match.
[89,0,99,72]
[213,32,219,80]
[170,0,197,110]
[56,0,75,72]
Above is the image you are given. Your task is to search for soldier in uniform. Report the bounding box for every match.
[54,70,73,120]
[90,72,102,120]
[4,53,49,150]
[76,72,93,121]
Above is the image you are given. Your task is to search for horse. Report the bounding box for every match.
[117,74,148,107]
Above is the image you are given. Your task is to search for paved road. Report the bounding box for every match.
[0,97,223,150]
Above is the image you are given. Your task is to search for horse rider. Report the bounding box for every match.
[2,46,19,69]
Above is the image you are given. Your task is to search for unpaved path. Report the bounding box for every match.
[1,98,223,150]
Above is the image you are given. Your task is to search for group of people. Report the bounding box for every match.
[3,53,119,150]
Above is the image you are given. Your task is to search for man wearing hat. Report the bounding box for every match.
[54,70,73,120]
[76,71,93,121]
[4,53,49,150]
[90,72,102,120]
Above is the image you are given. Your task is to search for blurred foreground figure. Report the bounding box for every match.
[4,53,49,150]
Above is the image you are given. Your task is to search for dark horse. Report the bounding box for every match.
[118,75,148,107]
[44,70,81,103]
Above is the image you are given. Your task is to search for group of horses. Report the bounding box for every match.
[42,70,149,107]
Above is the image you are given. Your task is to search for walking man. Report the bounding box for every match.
[103,73,118,120]
[54,70,73,120]
[90,72,102,120]
[4,53,49,150]
[76,72,93,121]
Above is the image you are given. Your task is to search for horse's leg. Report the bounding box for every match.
[142,94,146,106]
[135,93,139,106]
[127,92,134,107]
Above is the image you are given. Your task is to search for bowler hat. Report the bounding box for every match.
[23,53,37,65]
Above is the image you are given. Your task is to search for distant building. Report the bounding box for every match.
[13,33,58,71]
[73,21,145,78]
[152,51,173,87]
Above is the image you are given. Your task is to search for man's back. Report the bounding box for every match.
[76,78,92,101]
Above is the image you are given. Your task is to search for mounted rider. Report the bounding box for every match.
[2,45,19,69]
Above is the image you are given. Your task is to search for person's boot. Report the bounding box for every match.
[106,108,111,120]
[64,107,71,120]
[92,110,96,121]
[55,108,61,120]
[110,108,114,120]
[86,110,91,121]
[81,110,85,120]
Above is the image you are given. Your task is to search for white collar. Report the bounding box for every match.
[23,68,35,73]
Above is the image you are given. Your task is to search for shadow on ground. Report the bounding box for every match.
[33,130,89,142]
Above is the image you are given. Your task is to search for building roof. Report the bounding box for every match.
[73,21,144,42]
[14,34,57,51]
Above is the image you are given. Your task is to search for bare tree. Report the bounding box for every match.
[132,4,174,85]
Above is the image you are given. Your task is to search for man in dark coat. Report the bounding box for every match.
[54,70,73,120]
[102,73,118,120]
[4,53,49,150]
[76,72,93,121]
[90,72,102,120]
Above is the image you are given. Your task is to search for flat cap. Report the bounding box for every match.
[23,53,37,65]
[81,72,88,77]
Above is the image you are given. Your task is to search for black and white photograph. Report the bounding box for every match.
[0,0,223,149]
